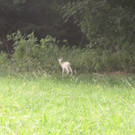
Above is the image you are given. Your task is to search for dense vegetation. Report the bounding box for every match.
[0,0,135,73]
[0,31,134,73]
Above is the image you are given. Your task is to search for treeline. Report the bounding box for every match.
[0,0,135,73]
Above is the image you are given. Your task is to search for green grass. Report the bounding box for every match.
[0,72,135,135]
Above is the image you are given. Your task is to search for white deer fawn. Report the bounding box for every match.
[58,58,73,76]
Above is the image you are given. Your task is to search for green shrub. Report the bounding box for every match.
[7,31,39,71]
[5,31,135,73]
[0,52,9,70]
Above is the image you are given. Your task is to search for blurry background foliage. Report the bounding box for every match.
[0,0,135,73]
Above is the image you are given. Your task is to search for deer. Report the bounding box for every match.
[58,58,73,76]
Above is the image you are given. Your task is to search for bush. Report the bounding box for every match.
[7,31,40,71]
[5,31,135,73]
[0,52,9,70]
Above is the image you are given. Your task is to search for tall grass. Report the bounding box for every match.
[0,72,135,134]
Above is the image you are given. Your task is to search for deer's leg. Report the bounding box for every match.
[68,66,73,75]
[65,67,69,75]
[62,68,64,77]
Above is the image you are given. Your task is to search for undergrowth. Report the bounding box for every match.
[0,31,135,73]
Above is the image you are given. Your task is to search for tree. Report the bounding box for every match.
[0,0,23,53]
[60,0,135,51]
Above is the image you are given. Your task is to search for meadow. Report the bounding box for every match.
[0,72,135,135]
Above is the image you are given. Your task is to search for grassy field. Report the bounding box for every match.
[0,72,135,135]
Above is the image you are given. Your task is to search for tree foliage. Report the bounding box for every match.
[61,0,135,51]
[0,0,19,35]
[0,0,135,57]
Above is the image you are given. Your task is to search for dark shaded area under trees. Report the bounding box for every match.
[0,0,86,53]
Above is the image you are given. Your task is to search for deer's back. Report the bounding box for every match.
[62,62,70,68]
